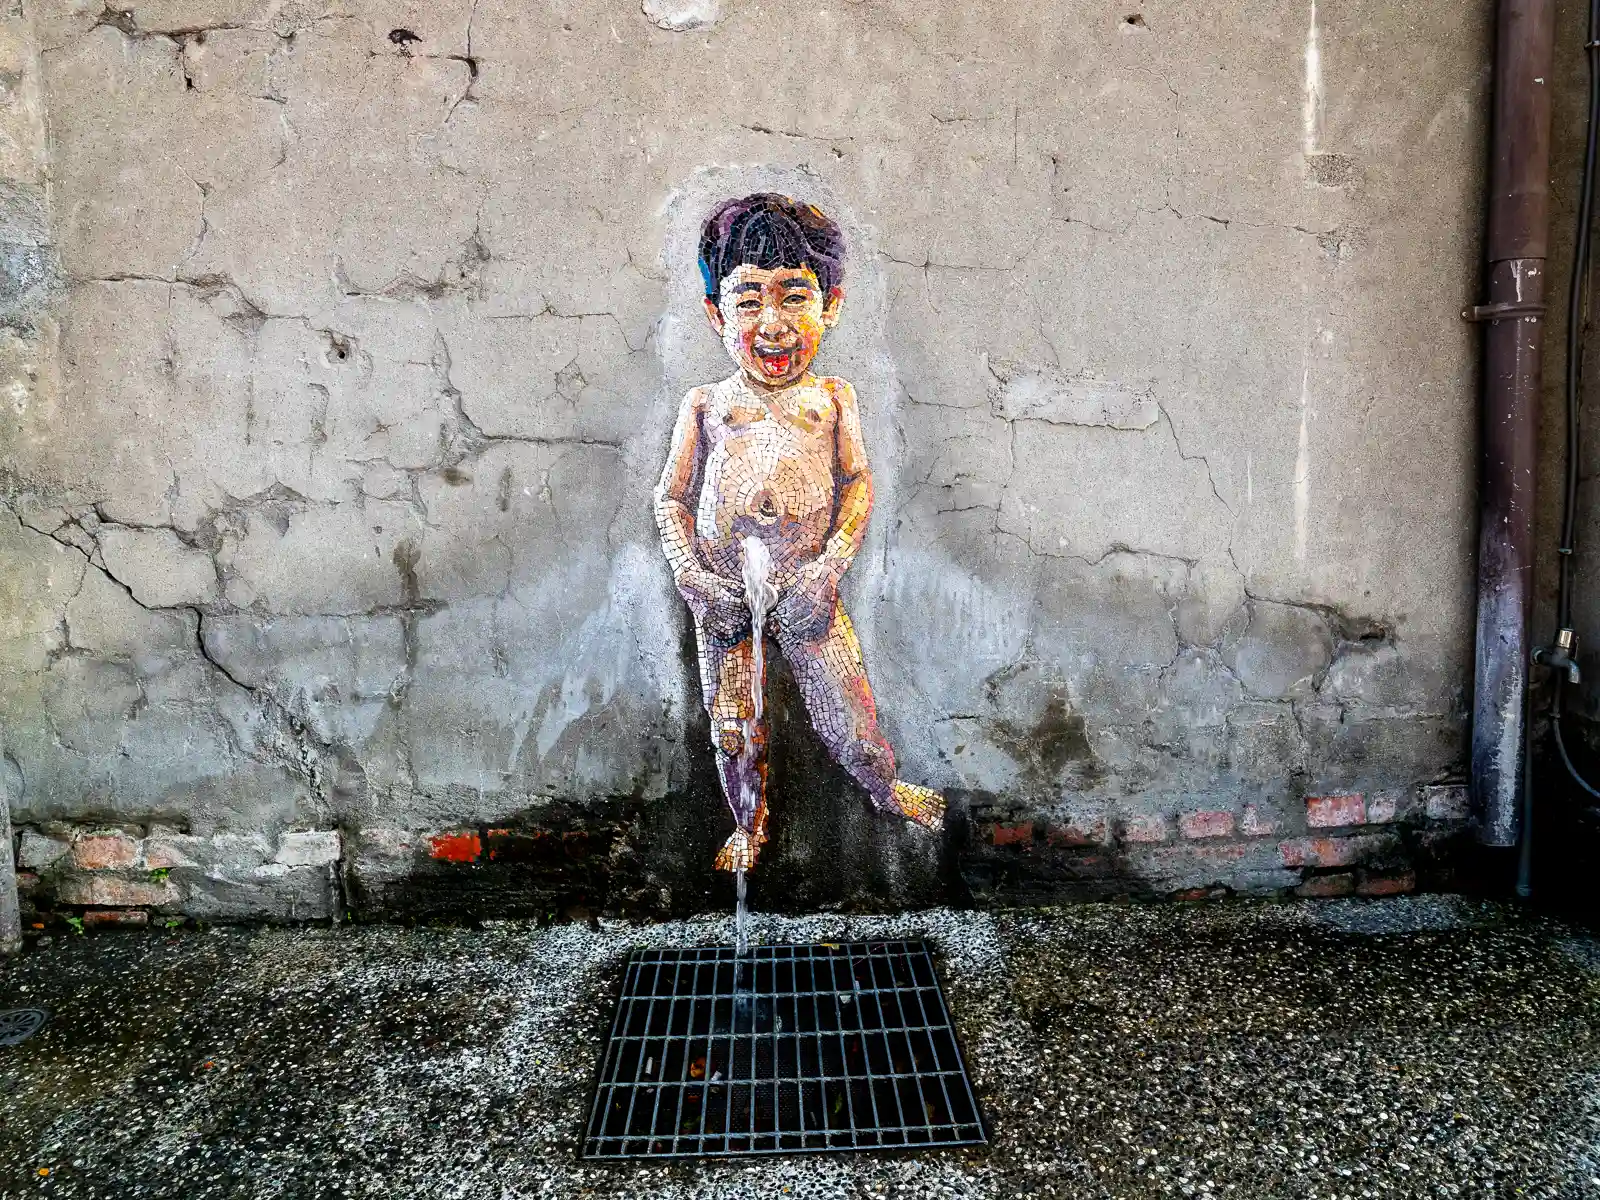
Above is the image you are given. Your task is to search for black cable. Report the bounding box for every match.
[1552,688,1600,800]
[1547,0,1600,816]
[1559,0,1600,633]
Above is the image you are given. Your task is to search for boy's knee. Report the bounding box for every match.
[714,717,764,758]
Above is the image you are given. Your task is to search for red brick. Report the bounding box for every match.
[70,831,139,870]
[15,871,38,892]
[1240,804,1279,837]
[1179,810,1236,840]
[1305,793,1365,828]
[1357,869,1416,897]
[1119,814,1172,843]
[1296,872,1355,898]
[1170,886,1227,901]
[1047,815,1106,847]
[1278,833,1392,869]
[988,822,1035,847]
[82,908,149,929]
[428,830,482,863]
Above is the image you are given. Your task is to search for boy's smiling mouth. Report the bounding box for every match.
[754,344,794,378]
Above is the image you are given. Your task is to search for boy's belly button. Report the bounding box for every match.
[750,489,780,526]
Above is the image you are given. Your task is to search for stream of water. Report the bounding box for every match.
[734,536,776,962]
[734,867,748,957]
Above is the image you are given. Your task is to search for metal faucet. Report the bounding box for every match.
[1534,627,1583,684]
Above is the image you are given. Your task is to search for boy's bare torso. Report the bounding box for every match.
[692,373,847,589]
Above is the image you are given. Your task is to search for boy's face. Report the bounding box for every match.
[704,264,842,388]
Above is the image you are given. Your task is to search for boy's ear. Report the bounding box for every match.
[702,297,725,336]
[821,286,845,328]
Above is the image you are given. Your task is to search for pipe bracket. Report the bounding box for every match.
[1462,300,1547,322]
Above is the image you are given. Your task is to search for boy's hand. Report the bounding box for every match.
[776,559,841,641]
[676,568,747,640]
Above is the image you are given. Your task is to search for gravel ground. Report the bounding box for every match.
[0,897,1596,1199]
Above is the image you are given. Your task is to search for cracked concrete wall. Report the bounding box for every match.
[0,0,1488,916]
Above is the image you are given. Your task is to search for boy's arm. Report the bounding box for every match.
[653,387,709,581]
[820,379,873,573]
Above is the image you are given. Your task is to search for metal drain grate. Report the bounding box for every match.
[0,1008,48,1048]
[582,940,985,1159]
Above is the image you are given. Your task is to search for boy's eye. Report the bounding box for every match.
[782,293,809,306]
[736,299,761,312]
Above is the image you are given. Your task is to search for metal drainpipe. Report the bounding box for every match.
[1469,0,1557,849]
[0,737,19,955]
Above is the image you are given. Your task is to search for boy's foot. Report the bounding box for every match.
[714,826,767,872]
[886,781,946,830]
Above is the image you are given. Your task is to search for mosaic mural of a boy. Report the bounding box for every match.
[654,193,945,873]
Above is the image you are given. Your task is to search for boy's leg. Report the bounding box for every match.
[776,600,944,828]
[695,619,770,868]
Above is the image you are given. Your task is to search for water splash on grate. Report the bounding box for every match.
[582,941,986,1159]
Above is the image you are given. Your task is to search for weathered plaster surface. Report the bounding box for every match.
[0,0,1489,915]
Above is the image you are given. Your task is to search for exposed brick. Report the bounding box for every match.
[82,908,149,929]
[71,831,140,870]
[1295,872,1355,898]
[359,827,417,858]
[15,871,38,892]
[141,836,199,870]
[1240,804,1279,837]
[428,830,482,863]
[1119,814,1172,843]
[1134,842,1256,892]
[1232,867,1302,895]
[484,829,559,863]
[988,822,1034,847]
[1064,854,1114,879]
[1278,833,1393,869]
[276,830,342,868]
[18,830,69,870]
[54,875,178,907]
[1305,793,1365,828]
[1046,814,1106,847]
[1170,886,1228,901]
[1357,869,1416,897]
[1423,784,1470,823]
[1178,810,1236,840]
[1365,790,1408,824]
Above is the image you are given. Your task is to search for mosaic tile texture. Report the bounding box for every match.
[654,195,946,872]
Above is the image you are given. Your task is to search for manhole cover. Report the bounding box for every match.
[582,940,986,1159]
[0,1008,48,1048]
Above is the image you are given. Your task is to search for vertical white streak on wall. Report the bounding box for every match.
[1303,0,1323,157]
[1294,353,1313,564]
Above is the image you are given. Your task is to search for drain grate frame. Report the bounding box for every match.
[581,939,986,1160]
[0,1008,48,1048]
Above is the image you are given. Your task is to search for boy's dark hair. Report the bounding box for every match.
[699,193,845,300]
